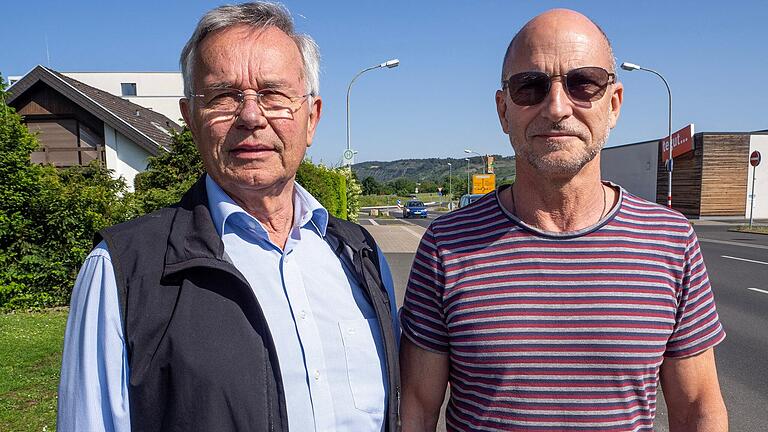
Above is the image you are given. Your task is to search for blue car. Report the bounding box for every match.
[403,200,428,218]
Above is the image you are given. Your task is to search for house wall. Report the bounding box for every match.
[63,72,183,122]
[656,136,702,217]
[600,140,658,201]
[698,134,750,217]
[104,124,152,191]
[746,134,768,219]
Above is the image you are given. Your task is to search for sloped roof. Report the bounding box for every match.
[6,65,181,155]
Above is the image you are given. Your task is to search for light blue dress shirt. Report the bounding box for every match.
[57,175,399,432]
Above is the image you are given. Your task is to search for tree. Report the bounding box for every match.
[1,75,130,309]
[387,178,416,196]
[131,127,204,215]
[361,176,382,195]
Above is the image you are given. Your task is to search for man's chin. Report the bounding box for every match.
[527,152,595,177]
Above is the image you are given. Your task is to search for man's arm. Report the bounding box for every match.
[660,348,727,432]
[57,242,131,432]
[399,337,449,432]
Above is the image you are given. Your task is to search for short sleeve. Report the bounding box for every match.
[665,228,726,358]
[400,227,450,353]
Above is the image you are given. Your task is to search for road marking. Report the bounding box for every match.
[402,226,424,240]
[747,288,768,295]
[699,238,768,250]
[721,255,768,265]
[368,218,379,226]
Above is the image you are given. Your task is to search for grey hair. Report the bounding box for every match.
[180,2,320,98]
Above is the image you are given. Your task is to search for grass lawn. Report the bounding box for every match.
[732,225,768,235]
[0,309,68,431]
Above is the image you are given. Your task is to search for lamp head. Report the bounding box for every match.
[382,59,400,68]
[621,62,641,71]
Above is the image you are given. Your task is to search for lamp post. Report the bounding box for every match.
[621,62,673,208]
[345,59,400,166]
[447,162,453,210]
[465,158,471,195]
[464,148,487,174]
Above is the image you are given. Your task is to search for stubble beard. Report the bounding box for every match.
[514,117,612,177]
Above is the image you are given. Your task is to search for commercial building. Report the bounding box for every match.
[602,126,768,219]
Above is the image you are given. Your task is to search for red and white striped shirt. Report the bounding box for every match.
[401,184,725,431]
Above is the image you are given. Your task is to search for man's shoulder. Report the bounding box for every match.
[100,205,180,240]
[326,215,377,247]
[619,188,692,226]
[429,191,502,235]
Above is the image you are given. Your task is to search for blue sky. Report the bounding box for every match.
[3,1,767,165]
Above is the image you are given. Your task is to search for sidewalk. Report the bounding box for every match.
[363,222,424,253]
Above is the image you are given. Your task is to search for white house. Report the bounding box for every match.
[7,65,181,191]
[10,70,184,122]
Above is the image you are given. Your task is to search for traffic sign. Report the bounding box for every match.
[342,149,355,166]
[750,150,761,167]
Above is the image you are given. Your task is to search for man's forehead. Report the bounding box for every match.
[194,25,304,85]
[504,17,612,75]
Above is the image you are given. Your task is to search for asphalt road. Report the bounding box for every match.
[373,217,768,431]
[692,225,768,432]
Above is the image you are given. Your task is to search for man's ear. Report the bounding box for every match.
[179,98,196,135]
[305,95,322,147]
[495,89,510,133]
[608,82,623,129]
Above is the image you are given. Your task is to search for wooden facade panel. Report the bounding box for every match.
[12,82,107,168]
[699,134,749,216]
[657,139,702,217]
[14,83,104,136]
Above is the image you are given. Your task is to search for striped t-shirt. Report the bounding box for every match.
[401,184,725,431]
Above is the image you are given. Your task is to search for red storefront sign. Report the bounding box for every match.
[660,124,695,161]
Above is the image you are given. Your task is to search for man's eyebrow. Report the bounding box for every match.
[205,81,235,89]
[259,80,287,90]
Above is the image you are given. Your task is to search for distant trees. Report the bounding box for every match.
[360,174,476,198]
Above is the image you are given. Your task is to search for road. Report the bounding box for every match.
[360,212,768,431]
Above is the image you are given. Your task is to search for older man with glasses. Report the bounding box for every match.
[399,8,727,432]
[57,2,400,431]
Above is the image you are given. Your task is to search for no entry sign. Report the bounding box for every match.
[751,150,761,167]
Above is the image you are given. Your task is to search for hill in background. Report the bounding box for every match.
[352,155,516,183]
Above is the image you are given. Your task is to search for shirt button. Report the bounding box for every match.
[300,310,307,320]
[348,328,356,335]
[314,370,321,381]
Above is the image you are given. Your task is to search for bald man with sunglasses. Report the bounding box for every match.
[399,9,727,432]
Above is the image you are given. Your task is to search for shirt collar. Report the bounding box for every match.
[205,174,329,238]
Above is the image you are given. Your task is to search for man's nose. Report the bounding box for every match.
[540,80,573,122]
[236,95,268,128]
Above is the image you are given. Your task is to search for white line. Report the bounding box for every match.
[747,288,768,295]
[699,238,768,250]
[368,218,379,226]
[402,226,424,240]
[721,255,768,265]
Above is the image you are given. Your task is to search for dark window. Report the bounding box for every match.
[27,118,105,167]
[121,83,137,96]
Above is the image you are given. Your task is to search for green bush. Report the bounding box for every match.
[0,74,362,310]
[295,160,349,220]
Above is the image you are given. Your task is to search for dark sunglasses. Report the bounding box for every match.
[502,66,616,106]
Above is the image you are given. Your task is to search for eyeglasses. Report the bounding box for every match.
[502,66,616,106]
[190,88,313,119]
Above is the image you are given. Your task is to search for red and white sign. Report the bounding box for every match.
[660,124,695,161]
[751,150,761,167]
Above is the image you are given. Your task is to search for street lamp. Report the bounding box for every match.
[447,162,453,210]
[464,148,487,174]
[621,61,673,208]
[465,158,471,195]
[345,58,400,166]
